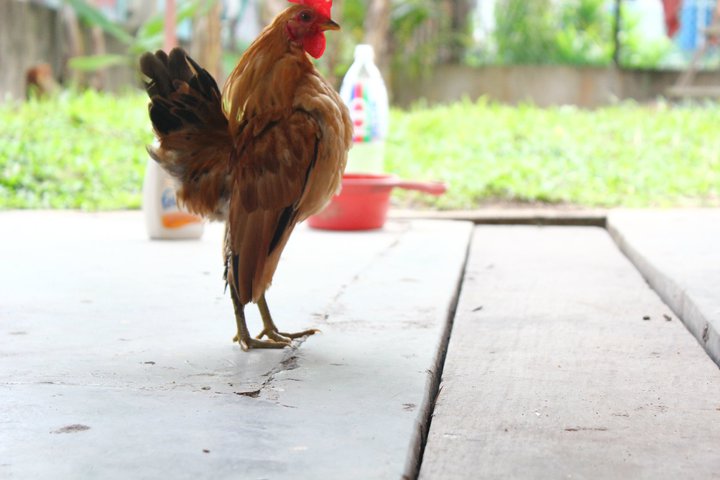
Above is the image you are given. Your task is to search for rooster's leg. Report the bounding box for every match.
[230,286,290,350]
[256,293,319,341]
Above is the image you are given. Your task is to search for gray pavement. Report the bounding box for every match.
[608,209,720,366]
[0,212,471,479]
[2,210,719,479]
[420,226,720,479]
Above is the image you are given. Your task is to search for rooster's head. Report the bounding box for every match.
[284,0,339,59]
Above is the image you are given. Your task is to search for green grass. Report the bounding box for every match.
[387,99,720,208]
[1,91,719,210]
[0,90,152,209]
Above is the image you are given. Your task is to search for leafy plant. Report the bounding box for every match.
[555,0,614,66]
[493,0,557,64]
[617,5,673,69]
[489,0,671,68]
[389,0,440,76]
[66,0,217,72]
[0,90,152,209]
[330,0,462,80]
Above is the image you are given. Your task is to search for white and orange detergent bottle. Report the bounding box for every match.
[142,158,204,240]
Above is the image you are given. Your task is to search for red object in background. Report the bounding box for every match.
[307,173,447,231]
[164,0,177,51]
[662,0,683,37]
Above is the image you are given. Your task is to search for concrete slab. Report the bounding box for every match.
[419,226,720,480]
[0,212,472,479]
[608,209,720,366]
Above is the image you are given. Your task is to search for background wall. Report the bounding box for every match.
[0,1,65,100]
[392,65,720,107]
[0,1,136,101]
[2,1,719,107]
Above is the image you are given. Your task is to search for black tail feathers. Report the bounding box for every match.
[139,48,226,136]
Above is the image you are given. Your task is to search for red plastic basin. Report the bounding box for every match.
[307,173,446,231]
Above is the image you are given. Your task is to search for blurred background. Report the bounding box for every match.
[1,0,719,211]
[3,0,720,103]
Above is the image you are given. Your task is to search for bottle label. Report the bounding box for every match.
[348,80,380,143]
[161,187,178,213]
[160,186,202,229]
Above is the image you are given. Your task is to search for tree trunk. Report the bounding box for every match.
[363,0,391,80]
[89,24,107,89]
[449,0,472,62]
[613,0,622,66]
[61,5,85,86]
[191,1,222,80]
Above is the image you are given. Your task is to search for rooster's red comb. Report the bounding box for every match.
[288,0,332,18]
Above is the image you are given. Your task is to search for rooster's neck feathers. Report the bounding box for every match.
[222,7,321,136]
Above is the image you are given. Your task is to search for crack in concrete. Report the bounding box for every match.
[234,339,306,399]
[403,228,475,480]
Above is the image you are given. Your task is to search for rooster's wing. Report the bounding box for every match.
[227,109,323,305]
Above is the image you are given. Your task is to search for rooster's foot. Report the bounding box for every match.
[232,333,291,351]
[256,328,320,342]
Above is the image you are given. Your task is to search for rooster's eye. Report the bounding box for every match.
[299,11,312,22]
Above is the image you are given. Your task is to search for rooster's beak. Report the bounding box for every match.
[320,19,340,32]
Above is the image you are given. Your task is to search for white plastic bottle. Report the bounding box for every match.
[339,44,390,174]
[142,158,204,240]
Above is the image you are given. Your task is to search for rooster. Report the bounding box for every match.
[139,0,352,350]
